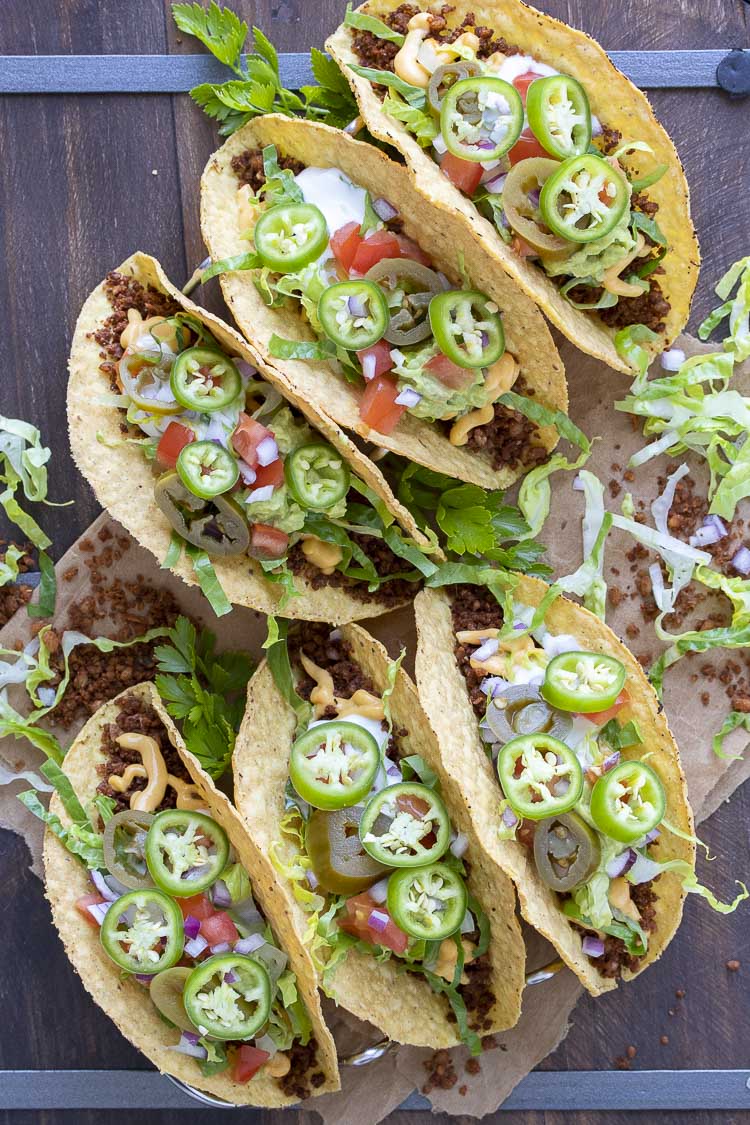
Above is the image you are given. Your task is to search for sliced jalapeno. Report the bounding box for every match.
[526,75,592,160]
[387,862,468,941]
[485,684,573,744]
[502,158,573,258]
[149,967,195,1031]
[318,280,389,351]
[145,810,229,897]
[100,888,184,973]
[290,720,380,810]
[102,809,155,891]
[119,352,180,416]
[306,806,390,895]
[154,472,250,555]
[285,442,351,511]
[540,154,629,244]
[533,811,601,892]
[429,290,504,369]
[359,782,451,868]
[170,347,242,413]
[440,76,524,162]
[541,652,627,714]
[365,258,445,346]
[183,954,271,1041]
[590,761,666,844]
[427,60,482,115]
[176,440,239,499]
[497,734,583,821]
[253,202,329,273]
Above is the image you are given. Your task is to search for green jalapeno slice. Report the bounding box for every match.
[365,259,445,346]
[387,862,468,941]
[429,290,504,369]
[485,684,573,745]
[170,347,242,413]
[182,954,272,1041]
[526,75,592,160]
[539,154,629,244]
[497,734,583,820]
[428,60,483,114]
[359,782,451,868]
[284,442,351,510]
[440,76,524,162]
[318,281,390,350]
[149,967,195,1032]
[589,761,666,844]
[144,810,229,897]
[100,888,184,973]
[306,807,390,895]
[533,811,601,892]
[253,202,329,272]
[102,809,155,891]
[154,472,249,556]
[290,720,380,811]
[541,651,626,714]
[176,441,239,499]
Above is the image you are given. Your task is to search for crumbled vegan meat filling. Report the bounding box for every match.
[95,695,190,814]
[461,399,548,471]
[291,623,376,702]
[287,532,417,607]
[91,272,180,391]
[0,541,35,627]
[459,927,496,1030]
[421,1048,458,1094]
[231,147,305,193]
[351,4,519,71]
[278,1038,324,1100]
[594,879,659,978]
[450,585,504,717]
[599,274,671,335]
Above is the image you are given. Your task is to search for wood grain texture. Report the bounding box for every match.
[1,1,749,1123]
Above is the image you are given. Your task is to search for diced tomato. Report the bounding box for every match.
[232,413,273,468]
[357,340,393,381]
[350,230,403,275]
[156,421,194,469]
[512,71,541,103]
[232,1045,271,1084]
[440,152,484,195]
[393,233,432,266]
[178,894,215,922]
[76,893,105,928]
[508,128,549,165]
[579,690,630,724]
[396,793,431,819]
[359,373,406,435]
[252,458,285,490]
[425,353,475,389]
[331,221,363,273]
[200,912,240,946]
[249,523,289,561]
[339,894,409,955]
[511,234,538,259]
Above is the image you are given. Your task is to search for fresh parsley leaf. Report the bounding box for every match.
[252,25,279,75]
[437,484,497,555]
[172,2,247,70]
[310,47,353,97]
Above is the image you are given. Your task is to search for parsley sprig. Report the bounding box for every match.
[172,2,358,135]
[154,615,254,779]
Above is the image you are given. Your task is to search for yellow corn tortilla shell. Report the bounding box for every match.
[327,1,699,374]
[200,114,567,489]
[42,682,339,1106]
[233,623,525,1046]
[68,251,432,623]
[413,580,695,995]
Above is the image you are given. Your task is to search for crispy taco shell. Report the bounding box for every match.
[200,114,567,489]
[68,251,429,623]
[327,1,699,373]
[42,682,339,1106]
[233,624,525,1045]
[413,580,695,995]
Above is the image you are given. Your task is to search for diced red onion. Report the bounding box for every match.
[450,831,469,858]
[238,459,257,486]
[247,484,274,504]
[367,908,391,934]
[582,935,605,958]
[235,359,257,381]
[572,474,585,491]
[235,933,266,955]
[483,171,507,194]
[86,902,111,927]
[168,1032,208,1060]
[541,633,579,658]
[369,877,390,905]
[436,272,451,290]
[306,869,319,890]
[551,778,570,797]
[385,762,402,783]
[601,751,621,773]
[361,353,377,381]
[660,347,685,372]
[460,909,475,935]
[256,436,279,467]
[348,293,369,318]
[606,848,636,878]
[90,870,118,903]
[502,805,519,829]
[528,187,541,208]
[183,914,201,940]
[644,828,660,844]
[184,934,208,958]
[344,115,363,135]
[211,941,231,954]
[513,621,527,631]
[182,1030,201,1046]
[433,133,447,155]
[689,515,727,548]
[394,387,421,408]
[480,675,510,697]
[204,416,229,447]
[731,546,750,575]
[472,637,500,663]
[223,970,238,984]
[211,880,232,909]
[590,114,603,137]
[134,974,154,985]
[372,197,399,222]
[627,853,662,884]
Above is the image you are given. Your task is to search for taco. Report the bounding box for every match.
[200,114,567,490]
[68,252,436,622]
[413,579,697,994]
[33,682,339,1105]
[232,621,525,1050]
[327,1,700,373]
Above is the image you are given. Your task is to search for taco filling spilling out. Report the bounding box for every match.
[227,144,547,471]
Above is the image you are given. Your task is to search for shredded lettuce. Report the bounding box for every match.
[265,621,312,734]
[343,3,404,44]
[558,470,612,619]
[698,255,750,361]
[348,64,427,108]
[0,544,23,586]
[184,544,232,617]
[382,650,405,732]
[18,759,105,868]
[712,711,750,761]
[26,550,56,619]
[497,392,591,455]
[382,91,437,147]
[517,449,591,540]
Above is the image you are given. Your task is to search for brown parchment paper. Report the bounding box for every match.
[2,333,748,1120]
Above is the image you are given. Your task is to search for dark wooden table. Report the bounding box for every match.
[1,2,749,1123]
